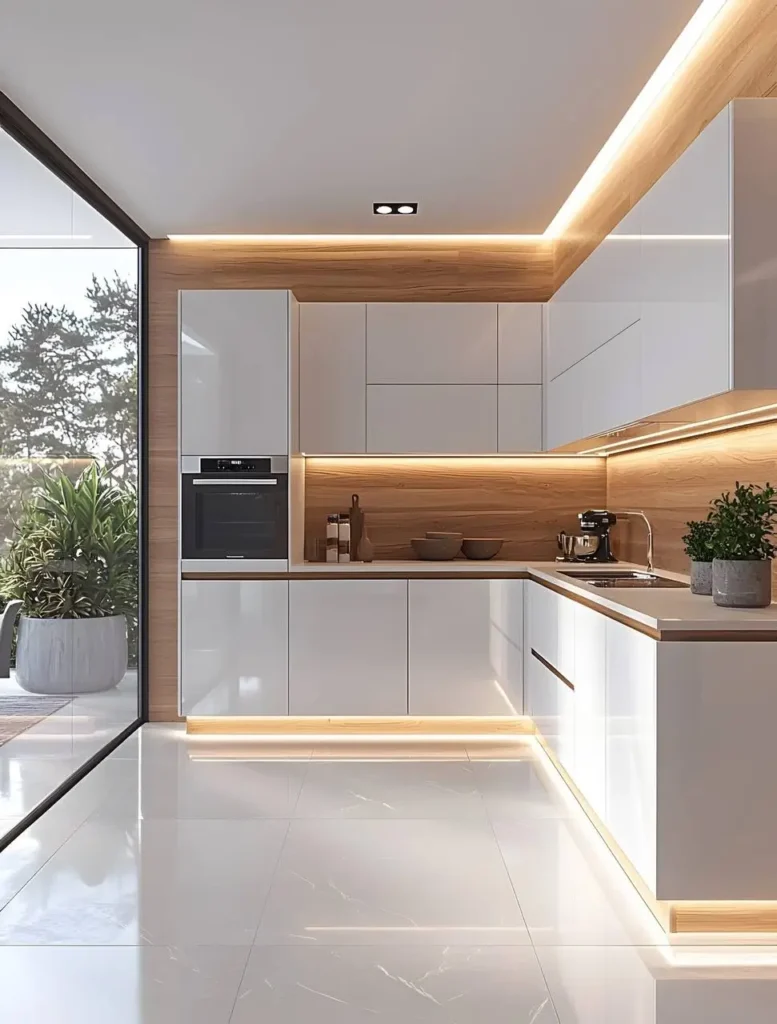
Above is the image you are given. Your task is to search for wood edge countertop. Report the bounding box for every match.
[180,561,777,643]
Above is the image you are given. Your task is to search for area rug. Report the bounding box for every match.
[0,696,73,746]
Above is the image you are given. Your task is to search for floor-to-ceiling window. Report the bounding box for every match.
[0,126,143,846]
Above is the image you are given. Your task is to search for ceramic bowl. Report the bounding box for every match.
[411,536,463,560]
[461,538,504,560]
[425,531,463,541]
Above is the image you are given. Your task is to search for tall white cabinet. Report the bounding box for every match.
[545,99,777,451]
[297,302,543,453]
[180,289,290,456]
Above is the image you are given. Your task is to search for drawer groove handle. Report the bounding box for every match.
[531,648,575,692]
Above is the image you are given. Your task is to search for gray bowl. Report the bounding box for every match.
[461,538,504,560]
[425,531,463,541]
[412,536,463,560]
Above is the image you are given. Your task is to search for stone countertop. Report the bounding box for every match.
[287,560,777,633]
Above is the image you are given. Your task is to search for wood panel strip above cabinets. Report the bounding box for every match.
[161,238,554,303]
[553,0,777,288]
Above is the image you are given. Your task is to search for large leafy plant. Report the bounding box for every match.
[709,482,777,561]
[0,465,137,619]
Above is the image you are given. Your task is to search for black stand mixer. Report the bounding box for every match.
[557,509,618,562]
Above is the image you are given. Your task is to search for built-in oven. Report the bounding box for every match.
[181,456,288,571]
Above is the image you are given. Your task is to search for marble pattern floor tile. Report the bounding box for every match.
[254,818,530,946]
[293,760,487,819]
[493,818,665,946]
[536,945,777,1024]
[0,818,288,945]
[0,945,250,1024]
[232,945,558,1022]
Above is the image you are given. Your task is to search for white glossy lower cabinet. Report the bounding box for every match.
[408,579,521,715]
[527,648,574,773]
[180,580,289,716]
[605,618,657,890]
[572,604,607,821]
[288,580,408,715]
[487,579,524,713]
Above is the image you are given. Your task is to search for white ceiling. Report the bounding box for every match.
[0,0,702,237]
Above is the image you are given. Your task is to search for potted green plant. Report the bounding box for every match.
[0,466,137,694]
[682,518,716,595]
[708,482,777,608]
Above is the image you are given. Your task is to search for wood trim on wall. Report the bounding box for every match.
[554,0,777,288]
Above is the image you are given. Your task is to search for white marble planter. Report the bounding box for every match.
[15,615,127,694]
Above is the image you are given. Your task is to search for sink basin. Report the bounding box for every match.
[558,570,688,589]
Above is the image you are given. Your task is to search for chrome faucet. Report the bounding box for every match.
[616,510,654,571]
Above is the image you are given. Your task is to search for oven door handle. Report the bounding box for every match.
[191,479,278,486]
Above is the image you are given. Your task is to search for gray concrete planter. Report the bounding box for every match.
[690,561,713,596]
[15,615,127,694]
[712,559,772,608]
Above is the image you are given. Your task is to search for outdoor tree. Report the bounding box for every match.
[0,273,138,548]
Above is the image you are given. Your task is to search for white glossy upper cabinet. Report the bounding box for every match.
[640,105,731,418]
[408,580,517,716]
[498,385,543,451]
[181,580,289,716]
[497,304,542,383]
[366,303,497,383]
[181,290,289,456]
[299,303,366,453]
[367,384,497,453]
[288,580,408,715]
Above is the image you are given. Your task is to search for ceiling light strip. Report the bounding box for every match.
[167,233,546,243]
[543,0,732,239]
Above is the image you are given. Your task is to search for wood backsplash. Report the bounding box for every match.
[304,457,607,561]
[606,421,777,576]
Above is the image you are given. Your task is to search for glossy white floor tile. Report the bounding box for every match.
[473,760,573,818]
[293,760,486,819]
[0,819,288,945]
[493,817,664,946]
[232,946,558,1022]
[0,946,250,1024]
[536,945,777,1024]
[0,726,775,1021]
[255,819,530,946]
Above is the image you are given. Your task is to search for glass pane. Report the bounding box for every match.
[0,128,140,843]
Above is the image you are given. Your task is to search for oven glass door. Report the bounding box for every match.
[182,474,288,559]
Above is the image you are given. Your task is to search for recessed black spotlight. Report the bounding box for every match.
[373,202,418,216]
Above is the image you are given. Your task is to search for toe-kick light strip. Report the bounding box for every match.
[168,2,733,244]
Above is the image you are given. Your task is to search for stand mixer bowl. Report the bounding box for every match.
[557,532,601,560]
